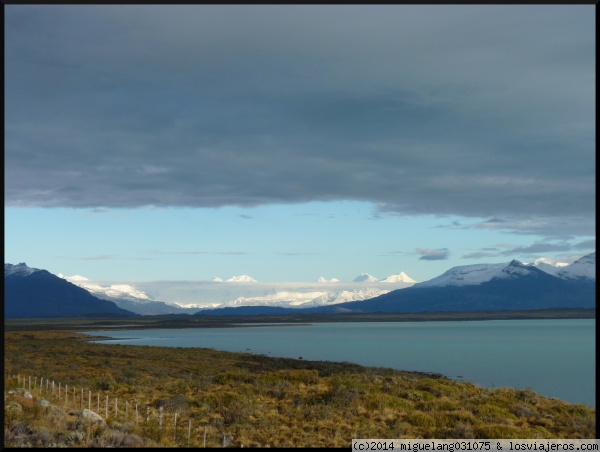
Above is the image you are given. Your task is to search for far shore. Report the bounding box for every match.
[4,308,595,332]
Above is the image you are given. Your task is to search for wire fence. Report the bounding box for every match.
[4,373,236,447]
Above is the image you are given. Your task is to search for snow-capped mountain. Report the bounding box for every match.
[5,262,40,277]
[58,274,152,302]
[313,258,595,314]
[212,287,392,310]
[379,272,416,283]
[316,277,341,282]
[225,275,257,283]
[353,273,379,282]
[212,276,224,282]
[352,272,416,284]
[555,253,595,281]
[5,263,137,318]
[530,261,564,278]
[301,288,390,307]
[414,261,525,288]
[530,252,595,282]
[58,273,198,315]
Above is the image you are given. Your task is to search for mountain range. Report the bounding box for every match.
[5,253,595,317]
[195,253,596,316]
[56,274,199,315]
[56,271,419,314]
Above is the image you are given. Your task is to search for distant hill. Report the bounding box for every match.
[5,263,138,318]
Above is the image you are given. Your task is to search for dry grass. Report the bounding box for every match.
[4,329,596,447]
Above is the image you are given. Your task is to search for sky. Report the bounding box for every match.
[4,5,596,295]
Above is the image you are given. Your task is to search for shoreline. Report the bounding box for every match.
[4,308,595,332]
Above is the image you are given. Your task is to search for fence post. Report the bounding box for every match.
[29,376,31,391]
[136,403,138,424]
[18,375,20,386]
[159,406,163,430]
[58,383,61,400]
[65,385,68,403]
[106,396,108,419]
[81,388,83,410]
[46,378,49,392]
[188,420,191,442]
[126,401,129,421]
[174,412,177,440]
[89,390,91,411]
[115,398,118,420]
[34,376,37,390]
[204,428,207,448]
[97,393,100,413]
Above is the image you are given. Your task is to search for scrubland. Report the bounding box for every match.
[4,329,596,447]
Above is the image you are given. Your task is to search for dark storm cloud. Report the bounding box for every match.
[5,5,595,238]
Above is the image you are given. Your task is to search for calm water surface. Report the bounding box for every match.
[83,319,595,407]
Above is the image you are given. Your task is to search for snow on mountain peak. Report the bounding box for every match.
[212,276,224,282]
[226,275,257,283]
[59,274,90,282]
[555,252,596,281]
[5,263,40,277]
[415,262,509,288]
[379,272,417,283]
[353,273,379,282]
[59,273,153,302]
[317,277,341,283]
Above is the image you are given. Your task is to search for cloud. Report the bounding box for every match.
[462,239,595,260]
[416,248,450,261]
[148,250,248,256]
[5,5,595,239]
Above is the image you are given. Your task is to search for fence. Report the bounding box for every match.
[4,373,235,447]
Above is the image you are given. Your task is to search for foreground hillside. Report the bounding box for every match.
[4,327,595,446]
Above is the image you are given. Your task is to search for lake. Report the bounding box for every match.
[83,318,595,407]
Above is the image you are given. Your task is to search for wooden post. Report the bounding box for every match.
[203,428,207,448]
[126,401,129,421]
[18,375,20,386]
[97,393,100,413]
[28,376,31,391]
[106,396,109,419]
[88,390,91,411]
[146,406,149,423]
[188,420,191,442]
[65,384,68,403]
[174,412,177,440]
[58,383,61,400]
[34,376,36,390]
[136,403,138,424]
[52,381,55,397]
[115,398,118,420]
[80,388,83,410]
[159,406,163,430]
[46,378,49,392]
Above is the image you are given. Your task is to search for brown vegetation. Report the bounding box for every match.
[4,328,596,447]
